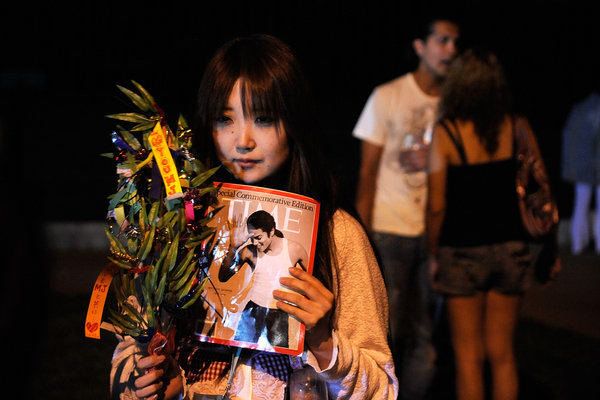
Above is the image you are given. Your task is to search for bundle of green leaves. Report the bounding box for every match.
[102,81,221,342]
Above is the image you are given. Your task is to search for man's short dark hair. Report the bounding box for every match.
[414,14,460,41]
[247,210,276,233]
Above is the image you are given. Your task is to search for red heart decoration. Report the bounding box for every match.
[86,322,99,333]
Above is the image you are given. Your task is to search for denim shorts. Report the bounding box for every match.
[436,241,532,296]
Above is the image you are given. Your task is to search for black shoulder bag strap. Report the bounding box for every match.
[511,114,520,159]
[438,119,468,164]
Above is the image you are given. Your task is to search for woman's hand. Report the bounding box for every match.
[134,354,183,400]
[548,256,562,283]
[428,255,439,290]
[274,267,334,368]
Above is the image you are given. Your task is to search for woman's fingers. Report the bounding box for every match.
[137,354,166,370]
[133,355,167,398]
[134,370,164,398]
[274,267,333,330]
[283,267,330,299]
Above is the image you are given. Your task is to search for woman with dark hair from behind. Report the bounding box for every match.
[426,49,561,400]
[110,34,397,399]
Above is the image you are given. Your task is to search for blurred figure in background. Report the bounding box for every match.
[353,15,460,400]
[426,48,560,400]
[561,89,600,254]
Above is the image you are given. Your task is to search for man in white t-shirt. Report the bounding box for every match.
[353,17,460,400]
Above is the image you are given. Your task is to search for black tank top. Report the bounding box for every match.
[438,119,527,247]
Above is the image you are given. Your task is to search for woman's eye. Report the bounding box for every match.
[255,116,275,126]
[215,115,232,127]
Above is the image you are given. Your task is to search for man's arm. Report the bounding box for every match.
[218,244,256,282]
[355,140,383,230]
[288,241,309,271]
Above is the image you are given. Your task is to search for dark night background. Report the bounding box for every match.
[2,1,600,399]
[2,0,599,222]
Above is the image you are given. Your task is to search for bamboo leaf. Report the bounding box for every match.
[145,304,156,329]
[112,279,126,304]
[125,152,138,175]
[164,233,180,274]
[185,228,216,249]
[116,85,153,112]
[109,309,139,331]
[195,186,219,199]
[136,228,155,261]
[116,125,142,151]
[121,301,145,326]
[180,282,206,310]
[155,274,167,306]
[170,249,195,280]
[105,226,127,253]
[131,80,157,108]
[108,188,129,211]
[107,317,141,337]
[107,256,132,270]
[117,305,144,328]
[126,238,138,255]
[148,201,160,224]
[159,210,178,229]
[145,263,158,296]
[131,120,160,132]
[154,246,169,281]
[175,267,198,300]
[178,114,190,131]
[170,260,197,292]
[171,258,197,286]
[190,166,221,187]
[141,281,154,330]
[138,197,148,229]
[106,112,152,123]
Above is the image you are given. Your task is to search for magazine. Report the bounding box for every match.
[193,183,320,356]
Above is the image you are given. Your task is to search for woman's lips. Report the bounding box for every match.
[234,158,261,169]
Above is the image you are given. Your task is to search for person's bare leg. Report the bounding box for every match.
[446,293,486,400]
[484,291,522,400]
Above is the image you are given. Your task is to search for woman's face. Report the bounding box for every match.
[212,80,290,183]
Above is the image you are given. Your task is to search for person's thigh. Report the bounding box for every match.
[445,294,486,362]
[484,291,521,362]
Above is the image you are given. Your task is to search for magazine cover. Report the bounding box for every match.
[194,182,320,356]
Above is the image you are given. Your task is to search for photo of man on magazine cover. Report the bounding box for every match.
[223,210,309,348]
[193,183,319,355]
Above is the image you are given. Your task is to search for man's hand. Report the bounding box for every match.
[399,146,428,172]
[229,215,250,248]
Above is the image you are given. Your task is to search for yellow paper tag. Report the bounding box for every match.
[114,206,125,228]
[149,122,183,200]
[85,263,118,339]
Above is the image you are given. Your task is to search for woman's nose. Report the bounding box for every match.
[235,122,256,153]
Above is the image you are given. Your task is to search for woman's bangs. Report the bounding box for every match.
[239,78,283,121]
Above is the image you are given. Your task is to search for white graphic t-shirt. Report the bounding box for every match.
[353,73,439,236]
